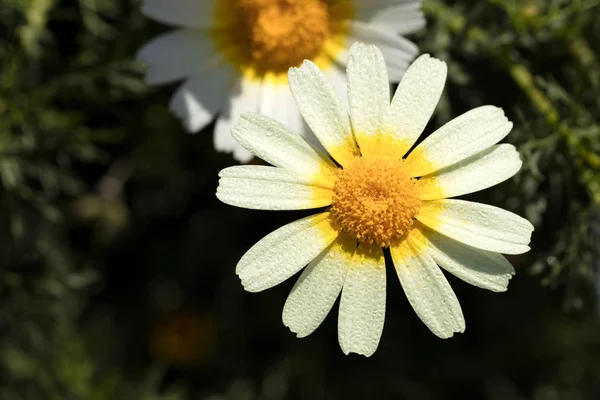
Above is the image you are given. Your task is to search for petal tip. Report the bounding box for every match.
[287,66,300,78]
[439,327,465,339]
[283,322,309,339]
[339,341,377,357]
[348,41,367,52]
[239,279,261,293]
[298,59,320,74]
[347,349,375,357]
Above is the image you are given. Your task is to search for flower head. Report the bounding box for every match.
[138,0,425,161]
[216,43,534,356]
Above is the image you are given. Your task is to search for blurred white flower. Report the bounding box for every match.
[138,0,425,162]
[216,43,534,356]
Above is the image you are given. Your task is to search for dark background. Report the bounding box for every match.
[1,0,599,399]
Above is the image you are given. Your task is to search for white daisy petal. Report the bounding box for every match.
[338,244,386,357]
[169,64,233,133]
[406,106,514,176]
[410,225,515,292]
[382,54,447,157]
[324,66,350,112]
[418,144,523,200]
[417,199,534,255]
[214,77,260,162]
[353,0,421,9]
[237,213,338,293]
[258,80,279,118]
[254,80,325,157]
[347,21,418,82]
[298,67,349,153]
[216,166,333,210]
[288,60,359,167]
[256,82,323,152]
[363,3,426,35]
[231,113,338,185]
[137,30,213,85]
[279,86,307,136]
[391,239,465,339]
[282,236,353,338]
[141,0,216,29]
[347,43,390,144]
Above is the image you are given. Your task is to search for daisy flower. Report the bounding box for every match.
[137,0,425,162]
[216,43,534,356]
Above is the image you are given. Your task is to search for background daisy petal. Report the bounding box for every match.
[347,21,418,81]
[236,213,338,293]
[141,0,216,29]
[258,81,278,119]
[417,144,523,200]
[169,64,234,133]
[406,106,513,176]
[232,113,338,186]
[324,67,350,112]
[216,166,333,210]
[256,82,324,154]
[338,244,386,357]
[254,83,300,133]
[288,61,358,167]
[214,78,261,163]
[382,54,447,157]
[137,30,214,85]
[417,199,534,255]
[277,85,307,136]
[354,0,426,35]
[413,225,515,292]
[391,240,465,339]
[347,43,390,154]
[282,237,353,338]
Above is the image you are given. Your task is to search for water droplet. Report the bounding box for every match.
[265,130,273,137]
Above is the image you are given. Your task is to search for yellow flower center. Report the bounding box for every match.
[214,0,352,81]
[238,0,329,71]
[329,156,422,248]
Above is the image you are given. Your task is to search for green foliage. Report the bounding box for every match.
[0,0,599,399]
[422,0,600,310]
[0,0,177,398]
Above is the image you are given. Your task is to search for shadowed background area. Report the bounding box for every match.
[0,0,599,399]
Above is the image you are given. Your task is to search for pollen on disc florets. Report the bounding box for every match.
[329,155,422,248]
[232,0,330,74]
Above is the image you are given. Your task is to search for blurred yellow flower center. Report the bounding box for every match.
[215,0,352,80]
[329,156,422,248]
[238,0,329,70]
